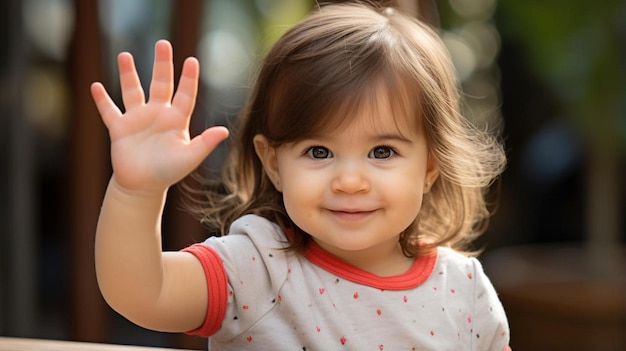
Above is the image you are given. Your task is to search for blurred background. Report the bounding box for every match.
[0,0,624,350]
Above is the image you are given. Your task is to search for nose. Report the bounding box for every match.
[331,160,370,194]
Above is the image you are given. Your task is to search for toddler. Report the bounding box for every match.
[91,3,510,350]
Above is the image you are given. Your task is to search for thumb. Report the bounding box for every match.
[186,126,230,166]
[200,126,230,151]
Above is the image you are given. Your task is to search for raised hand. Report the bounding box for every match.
[91,40,228,194]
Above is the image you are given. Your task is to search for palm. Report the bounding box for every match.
[91,40,228,193]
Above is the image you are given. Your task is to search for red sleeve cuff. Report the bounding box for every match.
[181,243,228,336]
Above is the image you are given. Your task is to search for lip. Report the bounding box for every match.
[328,209,377,221]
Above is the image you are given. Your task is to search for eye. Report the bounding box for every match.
[306,146,332,159]
[369,146,396,159]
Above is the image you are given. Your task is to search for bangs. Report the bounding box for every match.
[264,63,422,145]
[328,72,421,138]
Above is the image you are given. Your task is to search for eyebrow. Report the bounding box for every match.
[369,133,413,144]
[302,131,414,144]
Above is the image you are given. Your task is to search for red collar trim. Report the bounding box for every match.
[304,240,437,290]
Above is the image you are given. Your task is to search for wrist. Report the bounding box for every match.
[108,175,169,202]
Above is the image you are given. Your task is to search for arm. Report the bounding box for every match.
[91,40,229,332]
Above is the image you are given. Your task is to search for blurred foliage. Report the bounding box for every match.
[496,0,626,151]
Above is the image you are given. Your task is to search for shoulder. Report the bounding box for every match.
[200,214,292,281]
[207,214,289,250]
[433,247,495,290]
[204,214,293,280]
[435,246,479,272]
[229,214,284,237]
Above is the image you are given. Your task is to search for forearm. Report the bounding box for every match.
[95,176,168,320]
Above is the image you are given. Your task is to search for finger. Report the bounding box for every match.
[199,126,229,152]
[90,82,122,129]
[117,52,146,109]
[171,57,200,125]
[149,40,174,103]
[185,126,230,169]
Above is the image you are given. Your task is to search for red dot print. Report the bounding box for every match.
[403,296,408,303]
[319,288,325,295]
[467,272,473,279]
[278,295,282,302]
[430,330,435,336]
[340,336,347,345]
[433,287,438,291]
[353,292,359,299]
[242,305,249,310]
[450,289,456,294]
[316,326,321,333]
[468,316,472,323]
[252,256,256,261]
[376,309,382,316]
[379,344,384,350]
[246,336,253,342]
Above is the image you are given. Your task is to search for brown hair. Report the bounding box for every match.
[183,2,506,256]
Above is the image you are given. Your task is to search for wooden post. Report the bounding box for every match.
[2,0,37,338]
[67,0,109,343]
[167,1,207,349]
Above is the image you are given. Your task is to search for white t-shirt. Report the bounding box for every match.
[183,214,510,350]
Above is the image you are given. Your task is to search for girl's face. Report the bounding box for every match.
[255,88,439,274]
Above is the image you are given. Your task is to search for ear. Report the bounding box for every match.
[423,152,440,194]
[253,134,282,192]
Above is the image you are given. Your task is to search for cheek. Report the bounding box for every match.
[278,169,319,220]
[395,193,424,233]
[281,185,317,234]
[281,182,300,208]
[383,173,425,218]
[398,190,423,215]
